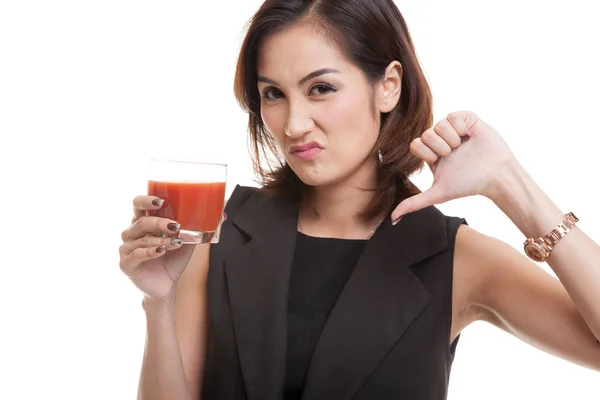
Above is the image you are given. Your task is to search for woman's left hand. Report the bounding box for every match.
[391,111,516,222]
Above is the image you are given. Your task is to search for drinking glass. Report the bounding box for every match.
[147,158,227,244]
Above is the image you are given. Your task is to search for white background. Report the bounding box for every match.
[1,0,599,398]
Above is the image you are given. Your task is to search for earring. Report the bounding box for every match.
[378,149,383,163]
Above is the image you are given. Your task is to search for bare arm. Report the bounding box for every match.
[489,160,600,342]
[137,243,211,400]
[454,224,600,372]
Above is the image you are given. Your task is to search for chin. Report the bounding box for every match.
[291,165,344,188]
[290,154,377,190]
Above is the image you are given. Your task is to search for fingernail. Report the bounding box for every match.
[167,223,181,232]
[392,216,403,226]
[156,245,166,253]
[223,211,227,222]
[170,238,182,246]
[152,198,164,207]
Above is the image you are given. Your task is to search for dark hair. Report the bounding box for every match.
[233,0,431,219]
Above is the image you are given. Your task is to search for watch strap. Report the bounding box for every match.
[544,212,579,247]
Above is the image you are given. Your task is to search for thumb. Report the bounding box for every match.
[391,186,444,224]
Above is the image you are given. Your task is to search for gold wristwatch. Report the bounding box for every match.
[523,212,579,262]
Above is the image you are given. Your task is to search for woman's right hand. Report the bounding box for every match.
[119,195,198,303]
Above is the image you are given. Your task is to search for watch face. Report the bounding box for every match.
[525,243,547,262]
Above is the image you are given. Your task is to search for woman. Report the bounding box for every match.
[119,0,600,399]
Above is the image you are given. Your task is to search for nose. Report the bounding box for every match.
[285,99,314,139]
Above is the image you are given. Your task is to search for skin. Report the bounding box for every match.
[122,20,600,400]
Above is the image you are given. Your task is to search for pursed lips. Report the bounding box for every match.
[289,141,324,154]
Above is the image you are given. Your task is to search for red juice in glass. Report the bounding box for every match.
[147,159,227,244]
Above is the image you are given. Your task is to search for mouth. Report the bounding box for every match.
[289,141,324,160]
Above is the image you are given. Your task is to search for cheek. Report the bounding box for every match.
[318,92,378,147]
[261,105,286,145]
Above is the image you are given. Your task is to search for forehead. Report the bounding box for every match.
[257,22,352,79]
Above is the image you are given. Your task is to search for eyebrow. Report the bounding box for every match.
[257,68,341,86]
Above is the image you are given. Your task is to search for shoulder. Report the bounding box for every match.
[388,205,467,268]
[404,205,466,234]
[451,223,525,324]
[453,224,517,293]
[224,184,263,214]
[402,205,467,246]
[452,224,489,303]
[224,184,297,220]
[226,184,262,203]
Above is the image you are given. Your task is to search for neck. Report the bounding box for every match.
[299,159,383,239]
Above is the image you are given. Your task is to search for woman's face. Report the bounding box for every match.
[257,23,386,188]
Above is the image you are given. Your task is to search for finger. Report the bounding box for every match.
[391,186,445,223]
[120,243,168,277]
[446,111,477,137]
[410,137,439,165]
[119,235,183,257]
[433,119,462,149]
[420,128,452,157]
[121,216,181,242]
[133,195,164,222]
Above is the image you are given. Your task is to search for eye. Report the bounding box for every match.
[309,83,337,96]
[261,87,284,101]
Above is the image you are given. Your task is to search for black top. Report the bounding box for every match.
[203,185,467,400]
[284,232,367,399]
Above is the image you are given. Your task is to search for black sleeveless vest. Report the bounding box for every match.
[204,185,467,400]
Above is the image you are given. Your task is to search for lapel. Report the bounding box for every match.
[223,187,450,400]
[300,206,450,400]
[224,188,298,400]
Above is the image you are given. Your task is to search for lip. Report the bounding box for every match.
[289,141,324,154]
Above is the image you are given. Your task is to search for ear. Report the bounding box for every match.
[377,61,403,114]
